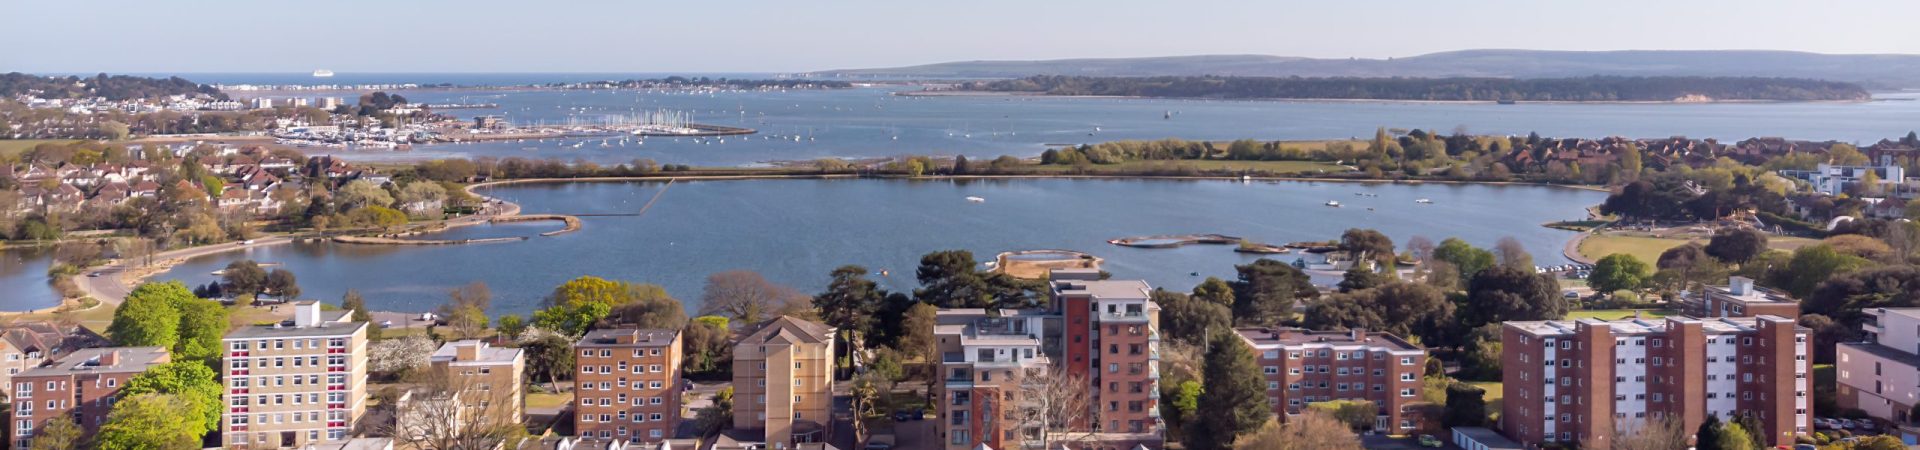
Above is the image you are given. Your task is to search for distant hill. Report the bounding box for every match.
[822,50,1920,88]
[956,75,1870,102]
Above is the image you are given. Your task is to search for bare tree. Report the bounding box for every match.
[1015,366,1096,450]
[389,368,524,450]
[1599,416,1689,450]
[440,282,492,339]
[1234,410,1363,450]
[1494,236,1535,270]
[698,270,807,326]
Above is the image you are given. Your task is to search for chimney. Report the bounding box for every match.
[1728,276,1754,296]
[1350,328,1365,342]
[99,350,119,366]
[292,301,323,327]
[456,341,482,361]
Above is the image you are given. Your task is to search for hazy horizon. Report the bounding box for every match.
[7,0,1920,74]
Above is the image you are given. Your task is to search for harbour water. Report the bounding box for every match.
[21,178,1604,315]
[299,86,1920,167]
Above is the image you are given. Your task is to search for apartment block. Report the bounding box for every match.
[1837,307,1920,423]
[574,328,683,443]
[1685,276,1799,319]
[731,316,837,450]
[9,347,169,449]
[931,269,1164,450]
[429,340,525,423]
[0,323,109,401]
[1500,315,1810,449]
[934,307,1054,450]
[222,301,371,449]
[1235,327,1428,431]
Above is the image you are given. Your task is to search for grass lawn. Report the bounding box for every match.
[0,139,78,157]
[526,391,573,409]
[1579,232,1829,263]
[1567,309,1675,320]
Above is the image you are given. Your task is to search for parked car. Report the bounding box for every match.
[1813,418,1833,429]
[1837,418,1857,429]
[1857,419,1879,432]
[892,409,921,422]
[1418,435,1443,448]
[1563,291,1581,299]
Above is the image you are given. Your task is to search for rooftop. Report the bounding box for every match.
[18,346,169,377]
[1053,278,1153,301]
[1506,314,1802,337]
[226,318,367,339]
[1699,276,1795,304]
[1235,327,1423,352]
[738,316,835,346]
[579,328,680,347]
[430,340,523,365]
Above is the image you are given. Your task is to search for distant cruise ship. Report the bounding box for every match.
[312,69,335,78]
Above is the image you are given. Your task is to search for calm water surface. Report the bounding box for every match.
[51,178,1606,315]
[314,87,1920,167]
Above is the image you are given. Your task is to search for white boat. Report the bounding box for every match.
[312,69,335,78]
[1325,201,1341,207]
[965,196,986,203]
[1415,199,1434,204]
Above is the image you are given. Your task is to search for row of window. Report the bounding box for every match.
[229,356,348,370]
[1261,349,1415,365]
[580,364,666,375]
[229,338,349,351]
[581,412,667,422]
[580,428,666,441]
[229,374,347,389]
[1263,365,1413,378]
[226,410,346,426]
[580,379,668,391]
[580,348,665,358]
[230,392,348,407]
[580,396,668,407]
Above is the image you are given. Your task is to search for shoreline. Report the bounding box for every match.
[893,89,1873,105]
[21,172,1597,312]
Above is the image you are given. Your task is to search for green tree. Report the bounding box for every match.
[221,260,267,296]
[1462,266,1567,328]
[897,303,940,363]
[94,394,205,450]
[1185,331,1272,450]
[337,179,394,210]
[1694,415,1725,450]
[1164,380,1202,437]
[27,414,81,450]
[343,289,378,339]
[173,299,229,363]
[1706,228,1769,266]
[522,334,576,391]
[108,283,186,348]
[913,250,992,308]
[1191,277,1234,306]
[1156,289,1232,347]
[495,314,527,341]
[1433,238,1496,287]
[1336,265,1384,292]
[533,275,663,336]
[1714,422,1754,450]
[265,268,300,300]
[813,265,884,336]
[1228,258,1317,326]
[1443,383,1488,427]
[1768,244,1870,298]
[120,361,223,435]
[1589,253,1652,293]
[1339,228,1395,263]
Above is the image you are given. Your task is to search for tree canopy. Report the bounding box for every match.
[1229,258,1317,326]
[94,393,208,450]
[1184,331,1273,450]
[1589,253,1652,293]
[120,361,223,435]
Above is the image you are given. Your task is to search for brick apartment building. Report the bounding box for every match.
[0,323,108,403]
[932,269,1164,450]
[9,347,170,449]
[1501,315,1810,448]
[221,301,371,448]
[731,316,837,450]
[1837,307,1920,423]
[574,327,683,443]
[1685,276,1800,319]
[1234,327,1428,432]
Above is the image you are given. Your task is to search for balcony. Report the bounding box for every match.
[1149,349,1161,361]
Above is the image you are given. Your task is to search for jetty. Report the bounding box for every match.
[491,214,582,236]
[332,235,527,246]
[1108,233,1242,249]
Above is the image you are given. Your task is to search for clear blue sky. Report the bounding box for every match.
[8,0,1919,73]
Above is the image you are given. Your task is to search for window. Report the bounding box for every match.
[1400,388,1414,397]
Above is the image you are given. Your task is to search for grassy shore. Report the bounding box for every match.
[1578,232,1819,262]
[0,139,79,157]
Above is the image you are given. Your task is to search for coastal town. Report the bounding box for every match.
[14,1,1920,447]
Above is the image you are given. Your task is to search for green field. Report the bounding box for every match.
[1567,309,1675,320]
[1578,232,1819,263]
[0,139,78,157]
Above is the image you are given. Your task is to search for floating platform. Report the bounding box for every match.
[1108,233,1242,249]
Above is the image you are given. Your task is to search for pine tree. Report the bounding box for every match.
[1184,330,1272,450]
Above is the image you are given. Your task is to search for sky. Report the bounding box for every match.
[7,0,1920,74]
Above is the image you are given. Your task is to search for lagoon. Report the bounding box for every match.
[23,178,1606,315]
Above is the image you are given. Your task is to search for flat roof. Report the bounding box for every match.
[430,340,523,364]
[1452,427,1524,450]
[578,328,679,347]
[227,320,367,339]
[1235,327,1423,352]
[18,346,169,377]
[1053,279,1152,301]
[1506,315,1801,337]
